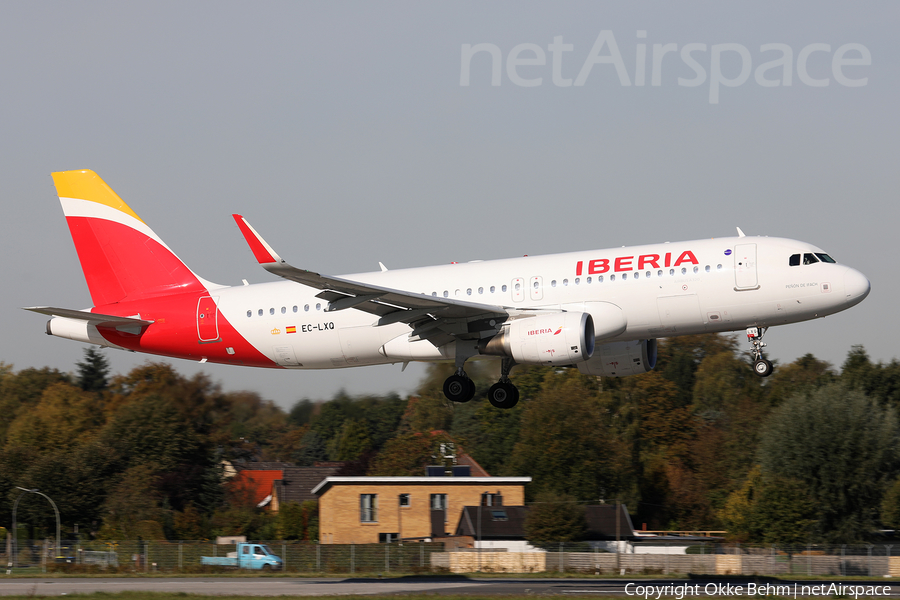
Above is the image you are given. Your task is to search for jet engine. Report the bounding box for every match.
[478,312,594,365]
[577,339,657,377]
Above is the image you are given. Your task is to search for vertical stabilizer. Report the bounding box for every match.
[52,170,215,306]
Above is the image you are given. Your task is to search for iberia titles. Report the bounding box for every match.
[576,251,699,276]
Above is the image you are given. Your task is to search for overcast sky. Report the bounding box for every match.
[1,2,896,410]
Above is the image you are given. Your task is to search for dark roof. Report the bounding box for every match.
[454,506,530,539]
[584,505,636,540]
[233,461,295,472]
[451,504,638,541]
[273,466,341,505]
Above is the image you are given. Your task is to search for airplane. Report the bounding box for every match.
[26,170,871,409]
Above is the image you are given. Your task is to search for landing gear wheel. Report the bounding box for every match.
[488,382,519,409]
[753,359,773,377]
[444,374,475,403]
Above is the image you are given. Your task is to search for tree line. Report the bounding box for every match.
[2,335,900,545]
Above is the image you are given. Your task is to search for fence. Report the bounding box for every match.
[433,543,900,576]
[2,540,443,574]
[4,541,900,576]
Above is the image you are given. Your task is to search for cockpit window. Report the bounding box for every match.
[803,253,819,265]
[815,253,837,264]
[789,254,801,267]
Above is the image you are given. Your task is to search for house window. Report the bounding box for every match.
[360,494,377,522]
[379,533,399,543]
[431,493,448,523]
[399,493,410,507]
[491,509,508,521]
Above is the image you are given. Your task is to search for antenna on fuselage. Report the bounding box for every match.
[736,227,746,238]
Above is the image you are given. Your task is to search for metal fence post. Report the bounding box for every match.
[316,542,321,572]
[559,542,563,573]
[841,544,846,576]
[178,541,182,571]
[283,544,287,572]
[351,543,354,574]
[420,541,424,569]
[385,545,390,573]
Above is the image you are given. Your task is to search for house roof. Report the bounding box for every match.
[273,466,342,505]
[451,504,639,541]
[230,470,284,506]
[584,504,636,540]
[312,476,531,496]
[454,506,530,539]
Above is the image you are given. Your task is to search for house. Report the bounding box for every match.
[226,462,340,511]
[313,474,531,544]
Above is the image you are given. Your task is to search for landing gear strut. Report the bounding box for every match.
[443,342,477,403]
[487,358,519,409]
[747,326,773,377]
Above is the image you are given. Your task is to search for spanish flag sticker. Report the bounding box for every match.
[286,326,297,334]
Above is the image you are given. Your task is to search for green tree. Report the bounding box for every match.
[76,347,110,392]
[523,492,586,549]
[506,370,613,502]
[758,383,900,542]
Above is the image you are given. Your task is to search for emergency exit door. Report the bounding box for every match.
[197,296,220,342]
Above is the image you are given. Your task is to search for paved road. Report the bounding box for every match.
[0,577,898,596]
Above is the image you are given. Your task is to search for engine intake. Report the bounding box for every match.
[478,312,594,365]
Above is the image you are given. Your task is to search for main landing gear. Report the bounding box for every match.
[487,358,519,409]
[442,354,520,409]
[747,326,773,377]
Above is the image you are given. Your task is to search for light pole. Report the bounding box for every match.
[11,487,61,568]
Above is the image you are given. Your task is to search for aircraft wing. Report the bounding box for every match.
[233,215,510,343]
[23,306,155,327]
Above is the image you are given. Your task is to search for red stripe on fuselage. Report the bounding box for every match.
[92,293,278,368]
[66,216,208,305]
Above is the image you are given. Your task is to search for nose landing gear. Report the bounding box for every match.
[747,327,773,377]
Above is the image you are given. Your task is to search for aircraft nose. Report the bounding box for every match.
[843,267,871,305]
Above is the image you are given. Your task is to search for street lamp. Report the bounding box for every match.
[11,487,61,569]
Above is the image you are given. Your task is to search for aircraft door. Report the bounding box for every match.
[273,345,301,366]
[196,296,220,342]
[530,276,543,301]
[734,244,759,290]
[512,278,525,302]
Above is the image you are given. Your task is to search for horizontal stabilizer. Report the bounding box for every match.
[23,306,154,328]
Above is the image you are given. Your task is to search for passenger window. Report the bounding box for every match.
[705,265,710,272]
[803,253,819,265]
[633,272,639,279]
[304,304,309,312]
[693,266,699,274]
[563,279,568,286]
[490,286,495,293]
[246,310,252,318]
[269,308,275,315]
[789,254,801,266]
[502,285,508,292]
[669,269,675,276]
[293,306,298,313]
[551,280,557,287]
[478,287,484,294]
[657,270,662,277]
[316,303,321,310]
[574,278,580,285]
[587,277,592,284]
[467,288,472,295]
[610,274,616,281]
[258,309,263,316]
[281,307,286,314]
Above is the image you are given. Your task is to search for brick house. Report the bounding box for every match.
[313,475,531,544]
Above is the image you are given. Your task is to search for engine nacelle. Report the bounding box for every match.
[478,312,594,365]
[577,339,657,377]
